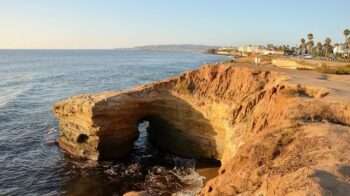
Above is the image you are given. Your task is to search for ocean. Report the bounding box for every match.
[0,49,228,195]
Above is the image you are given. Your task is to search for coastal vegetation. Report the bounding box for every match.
[206,28,350,75]
[316,64,350,74]
[298,29,350,58]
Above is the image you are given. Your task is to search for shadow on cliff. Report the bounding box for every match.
[93,91,220,161]
[311,167,350,196]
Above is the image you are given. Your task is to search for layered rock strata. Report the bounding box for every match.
[53,64,350,195]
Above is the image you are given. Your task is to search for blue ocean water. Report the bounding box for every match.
[0,50,228,195]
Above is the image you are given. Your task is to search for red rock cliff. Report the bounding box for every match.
[53,64,350,195]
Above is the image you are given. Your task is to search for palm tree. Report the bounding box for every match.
[307,33,314,41]
[309,41,315,55]
[345,29,350,58]
[317,42,323,51]
[316,42,323,56]
[300,38,306,54]
[307,33,314,54]
[344,29,350,43]
[324,37,332,57]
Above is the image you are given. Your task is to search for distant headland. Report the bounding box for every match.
[132,44,221,52]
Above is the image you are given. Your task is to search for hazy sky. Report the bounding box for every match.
[0,0,349,49]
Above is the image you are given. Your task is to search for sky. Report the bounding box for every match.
[0,0,349,49]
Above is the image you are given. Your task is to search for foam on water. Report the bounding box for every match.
[0,84,33,109]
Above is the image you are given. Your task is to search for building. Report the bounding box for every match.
[237,45,265,53]
[261,49,284,55]
[333,44,349,54]
[219,47,237,50]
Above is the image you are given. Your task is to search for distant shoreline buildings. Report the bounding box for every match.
[333,44,350,54]
[237,45,264,53]
[215,45,284,56]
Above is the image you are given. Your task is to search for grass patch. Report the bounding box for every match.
[316,64,350,75]
[233,57,255,63]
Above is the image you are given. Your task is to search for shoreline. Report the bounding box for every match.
[53,62,350,195]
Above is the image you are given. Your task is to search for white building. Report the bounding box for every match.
[237,45,265,53]
[261,49,284,55]
[219,47,237,50]
[333,44,349,54]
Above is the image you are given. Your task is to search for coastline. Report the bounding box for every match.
[53,62,350,195]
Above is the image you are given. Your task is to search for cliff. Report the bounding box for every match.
[53,64,350,195]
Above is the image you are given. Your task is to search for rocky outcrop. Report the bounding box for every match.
[53,64,350,195]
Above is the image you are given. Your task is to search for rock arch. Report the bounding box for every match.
[53,66,233,160]
[53,64,350,195]
[51,65,308,161]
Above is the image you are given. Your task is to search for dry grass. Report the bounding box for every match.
[233,55,274,64]
[316,64,350,75]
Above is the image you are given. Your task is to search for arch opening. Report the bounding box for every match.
[131,115,222,185]
[134,114,221,161]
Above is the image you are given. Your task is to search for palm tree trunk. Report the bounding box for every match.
[346,35,348,59]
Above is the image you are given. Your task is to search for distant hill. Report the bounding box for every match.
[134,44,220,52]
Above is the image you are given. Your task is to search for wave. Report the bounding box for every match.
[144,165,204,196]
[0,85,33,109]
[0,75,33,87]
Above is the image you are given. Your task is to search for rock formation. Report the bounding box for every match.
[53,64,350,195]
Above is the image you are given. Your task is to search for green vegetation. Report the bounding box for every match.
[307,33,314,54]
[344,29,350,43]
[300,38,306,54]
[206,48,218,54]
[298,29,349,59]
[344,29,350,58]
[324,37,333,56]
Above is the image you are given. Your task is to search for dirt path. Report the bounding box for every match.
[229,63,350,102]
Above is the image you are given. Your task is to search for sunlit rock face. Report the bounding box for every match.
[53,65,277,160]
[53,64,350,195]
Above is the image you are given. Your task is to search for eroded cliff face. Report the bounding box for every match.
[53,64,350,195]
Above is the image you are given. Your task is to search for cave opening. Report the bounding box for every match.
[132,117,222,186]
[76,133,89,143]
[133,120,156,155]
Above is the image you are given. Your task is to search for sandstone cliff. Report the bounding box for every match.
[53,64,350,195]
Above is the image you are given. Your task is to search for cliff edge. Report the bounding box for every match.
[53,64,350,195]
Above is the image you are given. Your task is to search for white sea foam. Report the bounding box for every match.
[0,75,32,87]
[47,128,57,135]
[0,85,32,109]
[144,160,204,196]
[0,74,34,109]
